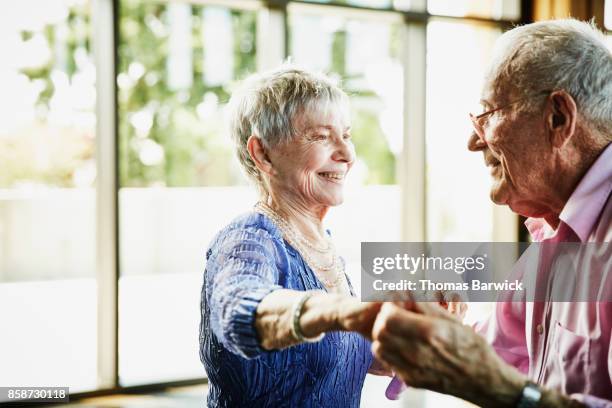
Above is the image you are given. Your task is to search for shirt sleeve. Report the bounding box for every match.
[205,226,283,359]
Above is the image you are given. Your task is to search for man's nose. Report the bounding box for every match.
[467,131,487,152]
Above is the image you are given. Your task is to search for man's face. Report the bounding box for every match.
[468,81,556,219]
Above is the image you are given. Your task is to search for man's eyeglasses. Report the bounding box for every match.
[469,90,552,143]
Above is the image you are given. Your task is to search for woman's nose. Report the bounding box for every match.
[332,138,355,164]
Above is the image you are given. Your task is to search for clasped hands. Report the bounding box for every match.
[336,295,527,408]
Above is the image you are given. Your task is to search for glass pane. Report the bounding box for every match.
[117,0,257,385]
[425,22,502,406]
[300,0,393,8]
[289,10,402,407]
[428,0,520,20]
[0,0,97,392]
[426,20,500,242]
[289,10,403,273]
[297,0,422,10]
[425,20,499,362]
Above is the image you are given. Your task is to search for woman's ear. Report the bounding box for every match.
[545,90,577,149]
[247,135,274,176]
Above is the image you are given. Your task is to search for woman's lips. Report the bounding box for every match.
[318,172,345,183]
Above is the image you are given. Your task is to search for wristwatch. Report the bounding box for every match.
[516,381,542,408]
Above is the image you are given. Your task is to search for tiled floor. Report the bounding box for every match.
[51,384,208,408]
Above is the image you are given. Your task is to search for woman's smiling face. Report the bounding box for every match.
[267,99,355,210]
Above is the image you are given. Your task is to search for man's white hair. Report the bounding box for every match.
[487,19,612,135]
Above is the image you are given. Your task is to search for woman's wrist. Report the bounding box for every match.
[291,292,326,342]
[299,293,345,338]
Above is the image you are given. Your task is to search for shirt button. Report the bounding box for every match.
[536,324,544,334]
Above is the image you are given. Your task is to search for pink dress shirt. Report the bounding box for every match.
[476,143,612,407]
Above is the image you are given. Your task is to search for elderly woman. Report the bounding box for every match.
[199,66,385,407]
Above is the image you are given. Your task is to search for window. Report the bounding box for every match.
[301,0,394,8]
[428,0,520,20]
[2,0,529,404]
[426,20,500,242]
[117,0,258,385]
[0,0,97,392]
[288,4,404,293]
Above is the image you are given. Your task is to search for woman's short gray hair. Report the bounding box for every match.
[227,65,348,192]
[487,19,612,134]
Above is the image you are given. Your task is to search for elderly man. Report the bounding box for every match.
[372,19,611,408]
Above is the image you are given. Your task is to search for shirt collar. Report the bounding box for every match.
[526,143,612,242]
[524,217,553,242]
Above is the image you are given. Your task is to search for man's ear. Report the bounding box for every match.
[545,90,577,148]
[247,135,274,176]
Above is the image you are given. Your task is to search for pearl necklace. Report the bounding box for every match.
[254,202,345,288]
[298,232,332,253]
[255,203,332,253]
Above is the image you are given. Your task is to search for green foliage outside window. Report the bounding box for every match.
[328,27,398,185]
[2,1,397,188]
[0,3,93,188]
[118,0,257,187]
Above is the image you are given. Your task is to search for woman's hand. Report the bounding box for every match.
[295,293,382,343]
[334,298,383,341]
[420,289,468,322]
[444,300,468,320]
[437,291,468,321]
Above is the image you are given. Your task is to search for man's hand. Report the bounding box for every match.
[371,302,526,408]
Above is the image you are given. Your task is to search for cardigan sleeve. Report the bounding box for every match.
[204,225,283,359]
